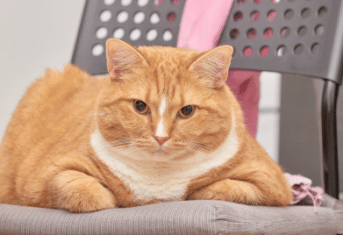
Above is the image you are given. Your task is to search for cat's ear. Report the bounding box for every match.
[106,39,148,80]
[189,45,233,89]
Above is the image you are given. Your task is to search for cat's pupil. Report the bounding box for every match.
[181,106,193,116]
[135,101,146,112]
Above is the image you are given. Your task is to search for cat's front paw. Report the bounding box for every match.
[187,185,219,201]
[187,179,264,205]
[53,170,116,212]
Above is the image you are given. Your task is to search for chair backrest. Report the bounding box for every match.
[73,0,343,84]
[72,0,186,75]
[218,0,343,199]
[218,0,343,84]
[72,0,343,199]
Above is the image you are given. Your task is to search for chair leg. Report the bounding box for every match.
[321,79,340,199]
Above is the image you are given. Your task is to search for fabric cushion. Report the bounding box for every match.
[0,194,342,235]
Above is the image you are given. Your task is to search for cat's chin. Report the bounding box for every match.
[152,146,168,154]
[147,147,178,159]
[140,145,188,161]
[148,146,196,162]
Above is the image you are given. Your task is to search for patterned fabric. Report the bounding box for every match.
[284,173,325,212]
[1,194,342,235]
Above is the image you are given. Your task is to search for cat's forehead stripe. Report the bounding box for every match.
[156,94,167,137]
[159,94,167,116]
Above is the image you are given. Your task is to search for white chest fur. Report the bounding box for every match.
[90,111,239,201]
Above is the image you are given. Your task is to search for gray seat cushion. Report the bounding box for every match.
[0,194,342,235]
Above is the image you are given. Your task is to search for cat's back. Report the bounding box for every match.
[0,64,108,181]
[2,64,107,140]
[17,63,105,120]
[0,64,109,204]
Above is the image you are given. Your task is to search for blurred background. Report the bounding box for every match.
[0,0,342,197]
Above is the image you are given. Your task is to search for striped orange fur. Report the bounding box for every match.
[0,39,292,212]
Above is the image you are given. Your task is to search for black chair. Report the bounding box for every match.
[1,0,342,234]
[72,0,343,200]
[218,0,343,199]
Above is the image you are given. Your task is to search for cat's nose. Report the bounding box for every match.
[153,136,170,146]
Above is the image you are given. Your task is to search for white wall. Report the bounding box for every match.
[257,72,282,162]
[0,0,281,162]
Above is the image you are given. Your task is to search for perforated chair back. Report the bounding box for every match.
[72,0,185,75]
[219,0,343,84]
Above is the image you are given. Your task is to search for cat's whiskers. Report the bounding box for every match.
[108,139,131,148]
[109,143,130,149]
[106,141,141,156]
[114,145,142,157]
[190,142,215,154]
[91,137,132,153]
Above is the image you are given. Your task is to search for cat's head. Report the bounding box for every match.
[96,39,239,161]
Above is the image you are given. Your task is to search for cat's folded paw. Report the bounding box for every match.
[64,187,116,213]
[187,186,218,201]
[186,179,264,205]
[52,170,117,212]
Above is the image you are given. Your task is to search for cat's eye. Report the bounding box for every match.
[133,100,150,114]
[178,105,195,118]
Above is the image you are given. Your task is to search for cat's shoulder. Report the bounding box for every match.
[30,63,92,93]
[23,64,107,104]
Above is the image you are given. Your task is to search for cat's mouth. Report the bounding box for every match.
[152,146,169,155]
[129,137,191,159]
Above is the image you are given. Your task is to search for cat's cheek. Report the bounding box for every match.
[97,107,148,144]
[134,138,158,153]
[97,120,127,144]
[120,110,151,135]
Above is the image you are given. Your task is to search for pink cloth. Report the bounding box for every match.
[177,0,234,51]
[284,173,324,212]
[226,71,260,137]
[177,0,260,137]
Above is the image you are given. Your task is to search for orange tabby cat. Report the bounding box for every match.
[0,39,293,212]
